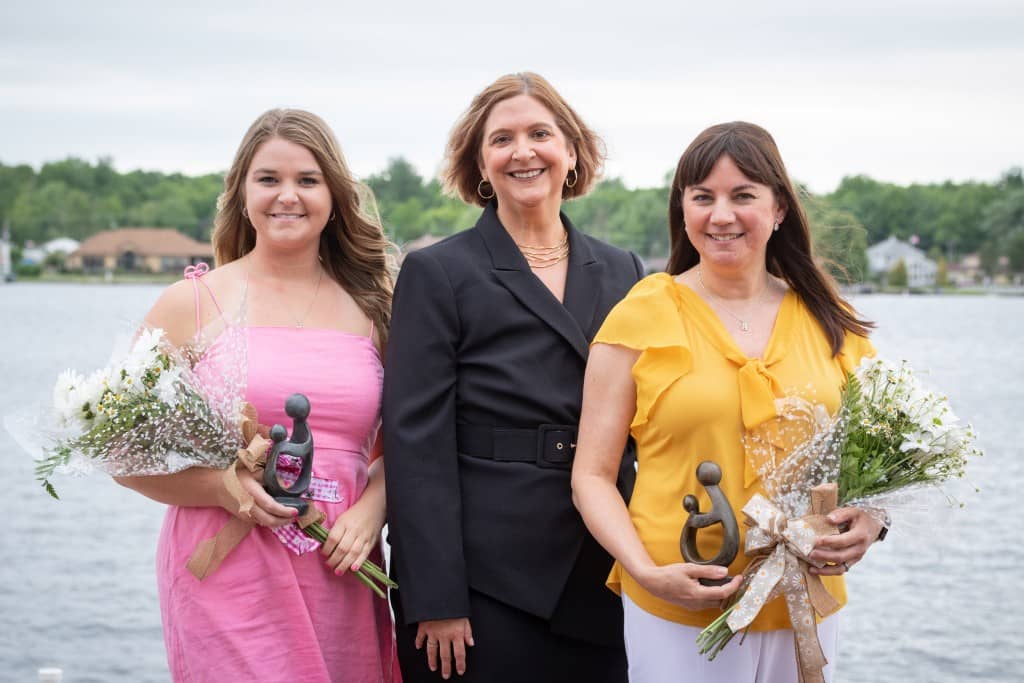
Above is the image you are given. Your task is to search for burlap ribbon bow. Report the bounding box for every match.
[726,484,842,683]
[185,403,325,580]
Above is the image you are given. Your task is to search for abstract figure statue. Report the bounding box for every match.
[680,461,740,586]
[262,393,314,515]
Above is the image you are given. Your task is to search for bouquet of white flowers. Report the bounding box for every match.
[9,326,395,597]
[36,327,240,497]
[696,357,981,680]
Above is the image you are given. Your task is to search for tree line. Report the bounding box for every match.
[3,156,1023,280]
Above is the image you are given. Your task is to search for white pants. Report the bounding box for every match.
[622,594,839,683]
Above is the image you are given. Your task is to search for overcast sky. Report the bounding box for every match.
[2,1,1021,193]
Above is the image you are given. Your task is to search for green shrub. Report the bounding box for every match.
[14,263,42,278]
[887,259,908,288]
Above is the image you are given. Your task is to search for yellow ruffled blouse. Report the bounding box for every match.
[594,273,874,630]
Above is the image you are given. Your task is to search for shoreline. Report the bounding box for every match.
[6,275,1023,296]
[2,273,177,286]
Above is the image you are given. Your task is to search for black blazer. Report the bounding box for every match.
[383,203,643,646]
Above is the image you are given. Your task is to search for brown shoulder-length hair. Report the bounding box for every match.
[211,109,396,346]
[442,71,606,206]
[667,121,872,355]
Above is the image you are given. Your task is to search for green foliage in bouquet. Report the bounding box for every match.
[27,327,398,597]
[37,329,239,499]
[697,357,981,661]
[837,361,978,505]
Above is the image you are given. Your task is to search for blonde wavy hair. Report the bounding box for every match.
[442,72,606,206]
[212,109,396,345]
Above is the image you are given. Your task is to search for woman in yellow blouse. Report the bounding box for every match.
[571,122,883,683]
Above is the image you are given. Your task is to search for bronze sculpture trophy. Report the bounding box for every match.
[262,393,314,515]
[680,461,740,586]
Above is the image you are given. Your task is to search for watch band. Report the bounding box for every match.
[876,512,892,541]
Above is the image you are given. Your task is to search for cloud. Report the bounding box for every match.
[2,1,1021,192]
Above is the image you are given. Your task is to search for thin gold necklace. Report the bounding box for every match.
[272,266,323,327]
[515,231,569,269]
[697,267,770,334]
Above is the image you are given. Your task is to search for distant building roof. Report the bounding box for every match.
[73,228,213,258]
[866,236,929,263]
[866,235,938,286]
[866,236,937,272]
[42,237,80,254]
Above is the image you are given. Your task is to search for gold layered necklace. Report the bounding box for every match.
[515,231,569,269]
[697,267,770,334]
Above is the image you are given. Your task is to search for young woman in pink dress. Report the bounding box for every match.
[115,109,401,682]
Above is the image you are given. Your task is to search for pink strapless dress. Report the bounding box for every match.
[156,326,399,682]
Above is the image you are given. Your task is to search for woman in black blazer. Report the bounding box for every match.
[383,72,643,683]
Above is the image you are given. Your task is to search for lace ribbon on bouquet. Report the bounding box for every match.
[701,359,982,678]
[726,484,842,683]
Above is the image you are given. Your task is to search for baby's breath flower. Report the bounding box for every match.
[701,355,981,662]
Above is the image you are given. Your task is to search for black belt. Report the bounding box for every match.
[456,423,578,470]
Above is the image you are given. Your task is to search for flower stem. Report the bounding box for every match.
[696,598,741,660]
[352,568,387,598]
[299,521,398,596]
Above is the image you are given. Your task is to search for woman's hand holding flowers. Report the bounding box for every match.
[322,494,385,575]
[807,506,884,575]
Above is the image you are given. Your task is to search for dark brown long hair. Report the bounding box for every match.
[667,122,872,354]
[211,109,396,346]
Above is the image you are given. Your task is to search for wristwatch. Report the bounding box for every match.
[876,511,892,541]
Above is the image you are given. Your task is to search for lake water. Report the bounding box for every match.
[1,283,1021,682]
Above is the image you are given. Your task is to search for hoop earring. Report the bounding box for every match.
[241,207,249,219]
[329,211,336,222]
[477,179,495,200]
[565,168,578,189]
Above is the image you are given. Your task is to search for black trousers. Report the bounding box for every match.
[393,588,627,683]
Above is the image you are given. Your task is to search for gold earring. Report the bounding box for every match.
[477,179,495,200]
[565,168,578,189]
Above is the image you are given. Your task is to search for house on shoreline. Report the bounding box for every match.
[20,237,81,266]
[866,236,938,288]
[67,228,213,274]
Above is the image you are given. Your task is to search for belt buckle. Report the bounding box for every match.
[536,424,575,469]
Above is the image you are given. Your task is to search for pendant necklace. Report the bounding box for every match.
[288,267,324,328]
[697,267,770,334]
